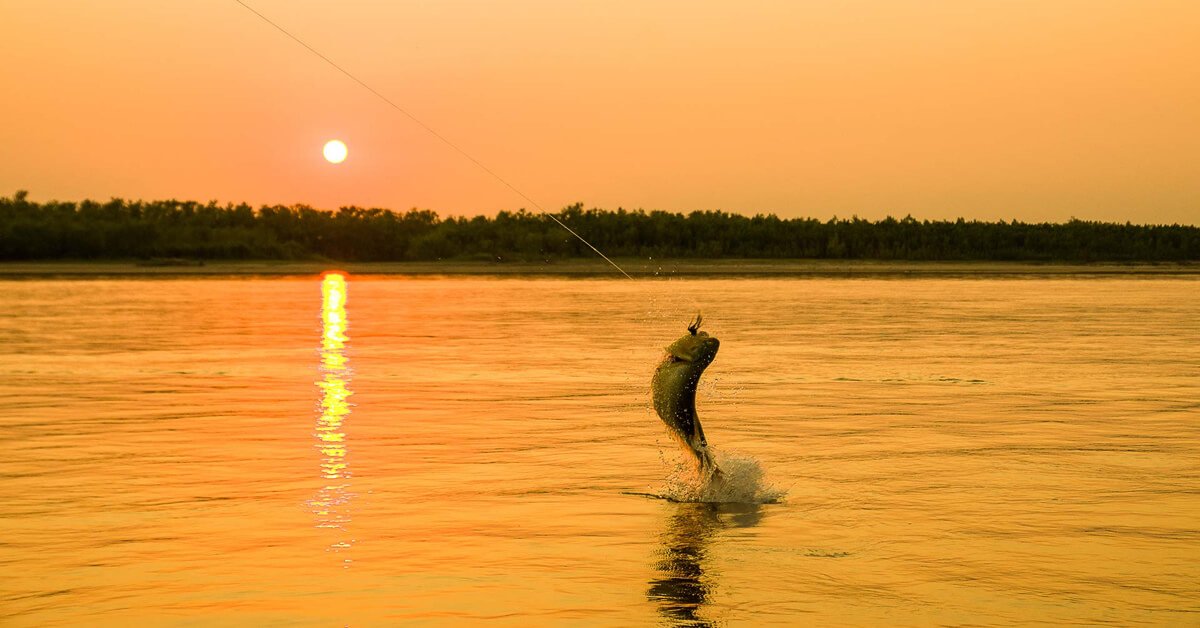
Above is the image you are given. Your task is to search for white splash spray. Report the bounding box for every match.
[659,451,786,504]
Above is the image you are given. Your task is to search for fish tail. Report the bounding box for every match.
[698,447,722,480]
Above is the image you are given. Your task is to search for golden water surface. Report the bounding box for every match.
[1,275,1197,626]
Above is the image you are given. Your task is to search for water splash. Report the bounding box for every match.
[659,451,786,504]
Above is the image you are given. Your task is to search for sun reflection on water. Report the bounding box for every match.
[310,271,354,565]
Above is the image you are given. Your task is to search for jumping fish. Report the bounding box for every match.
[651,315,722,478]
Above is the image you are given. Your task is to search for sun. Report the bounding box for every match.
[323,140,348,164]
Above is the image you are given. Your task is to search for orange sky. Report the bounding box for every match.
[2,1,1197,224]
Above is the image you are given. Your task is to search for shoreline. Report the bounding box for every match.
[0,259,1196,278]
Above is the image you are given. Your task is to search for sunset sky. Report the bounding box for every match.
[2,1,1197,224]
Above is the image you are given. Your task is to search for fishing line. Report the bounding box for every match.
[233,0,633,279]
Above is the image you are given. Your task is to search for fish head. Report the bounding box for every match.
[664,330,720,367]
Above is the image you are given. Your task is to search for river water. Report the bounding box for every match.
[1,274,1197,626]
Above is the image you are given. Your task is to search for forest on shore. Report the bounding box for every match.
[1,191,1196,262]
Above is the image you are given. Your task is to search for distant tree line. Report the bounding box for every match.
[1,190,1196,262]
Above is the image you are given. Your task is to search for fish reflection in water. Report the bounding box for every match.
[648,502,763,626]
[309,272,355,564]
